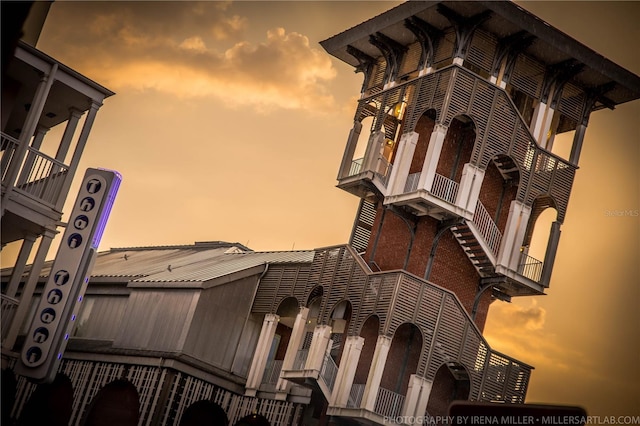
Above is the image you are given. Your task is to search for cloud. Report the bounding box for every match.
[42,2,338,113]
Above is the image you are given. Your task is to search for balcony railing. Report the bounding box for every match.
[262,359,284,386]
[320,354,338,392]
[1,132,69,207]
[292,348,309,370]
[404,172,421,193]
[518,252,543,282]
[472,201,502,256]
[431,173,458,204]
[374,386,404,418]
[1,294,19,341]
[347,383,365,408]
[349,157,364,176]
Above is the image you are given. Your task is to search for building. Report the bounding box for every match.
[2,2,639,426]
[1,1,115,356]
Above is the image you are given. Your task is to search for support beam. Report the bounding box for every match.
[245,313,279,396]
[361,335,391,411]
[330,336,364,407]
[276,307,309,396]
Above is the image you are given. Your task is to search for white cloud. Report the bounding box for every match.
[43,2,338,114]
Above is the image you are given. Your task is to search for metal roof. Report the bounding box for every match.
[1,242,314,285]
[130,250,314,284]
[320,0,640,107]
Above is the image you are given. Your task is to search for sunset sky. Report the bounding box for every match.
[3,0,638,419]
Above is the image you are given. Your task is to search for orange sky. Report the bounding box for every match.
[2,1,638,418]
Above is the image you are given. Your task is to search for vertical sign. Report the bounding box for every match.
[16,168,121,383]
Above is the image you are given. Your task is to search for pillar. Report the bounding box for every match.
[387,131,419,196]
[3,229,56,350]
[330,336,364,407]
[362,131,385,174]
[361,335,392,411]
[304,324,332,372]
[275,307,309,396]
[55,101,102,211]
[245,313,279,395]
[529,101,549,145]
[55,108,84,163]
[569,123,587,165]
[496,200,531,271]
[539,221,561,287]
[455,163,485,213]
[401,375,433,421]
[418,124,447,192]
[338,121,363,178]
[5,234,37,298]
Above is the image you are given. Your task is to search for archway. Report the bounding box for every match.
[179,400,228,426]
[328,300,352,362]
[80,379,140,426]
[426,362,471,418]
[379,323,423,411]
[17,373,73,426]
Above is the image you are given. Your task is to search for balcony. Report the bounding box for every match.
[337,155,392,201]
[386,171,469,220]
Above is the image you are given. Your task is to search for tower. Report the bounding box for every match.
[320,1,640,331]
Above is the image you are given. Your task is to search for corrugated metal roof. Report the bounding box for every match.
[131,250,315,283]
[2,242,314,284]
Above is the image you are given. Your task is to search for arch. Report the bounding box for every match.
[179,400,228,426]
[523,195,558,249]
[81,379,140,426]
[275,296,299,328]
[426,362,471,418]
[478,154,521,235]
[18,373,73,426]
[234,413,270,426]
[436,114,476,184]
[380,323,423,397]
[354,315,381,390]
[306,286,323,308]
[409,109,438,177]
[328,300,353,362]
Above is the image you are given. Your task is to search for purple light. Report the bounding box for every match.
[57,353,62,359]
[92,170,122,249]
[71,314,76,321]
[78,296,83,302]
[65,334,69,340]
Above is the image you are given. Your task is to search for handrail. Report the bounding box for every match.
[292,348,309,370]
[472,201,502,256]
[518,252,543,282]
[1,132,69,207]
[349,157,364,176]
[319,354,338,392]
[431,173,458,204]
[347,383,365,408]
[404,172,420,193]
[261,359,283,385]
[374,386,404,418]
